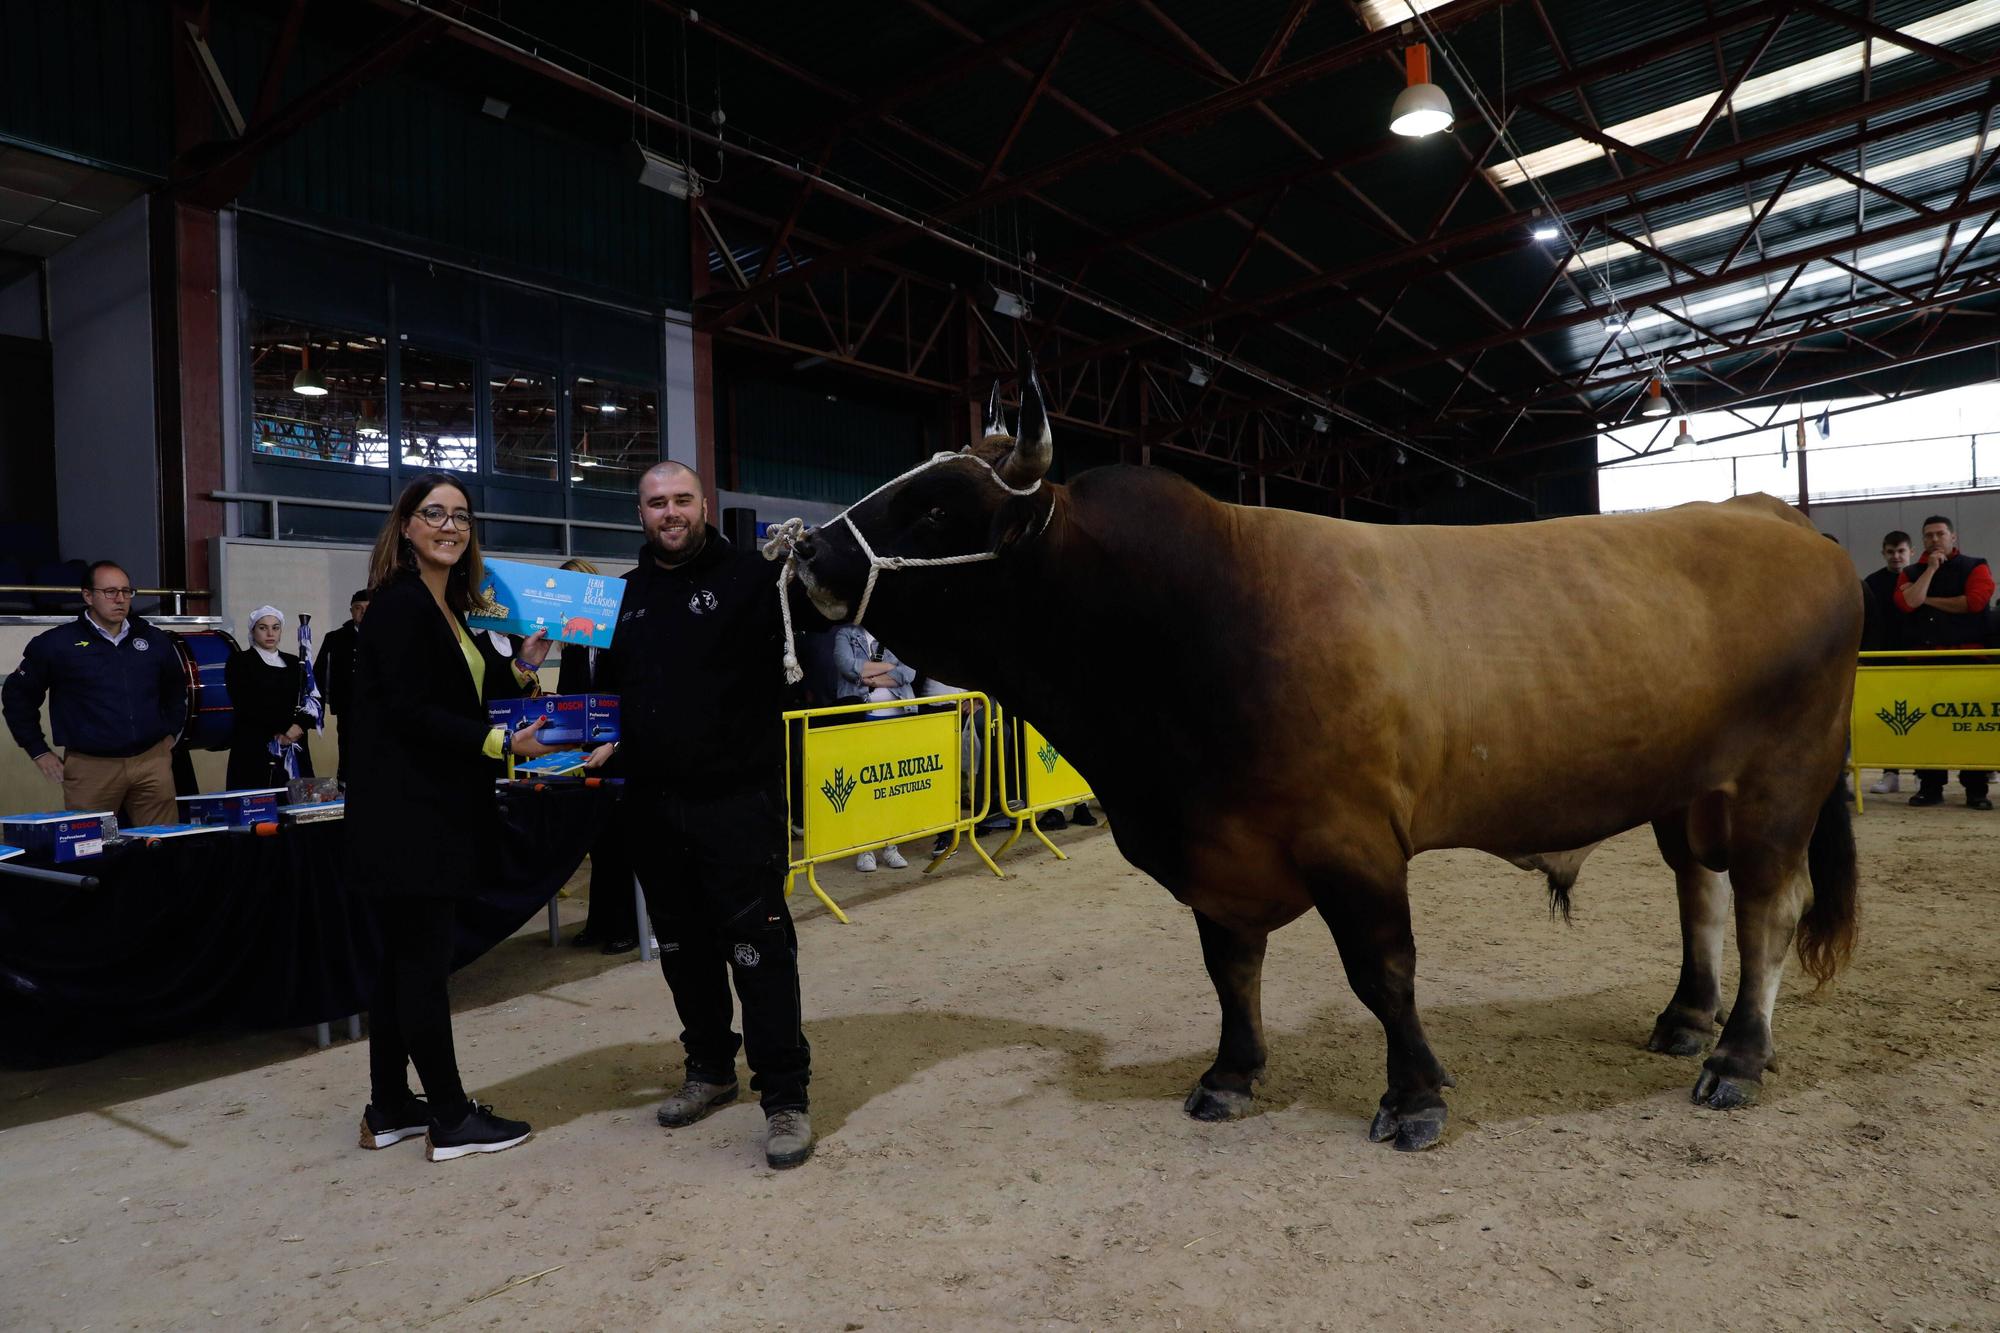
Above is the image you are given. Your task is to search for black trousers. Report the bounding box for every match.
[581,821,638,941]
[626,784,810,1113]
[367,895,469,1123]
[1916,768,1991,795]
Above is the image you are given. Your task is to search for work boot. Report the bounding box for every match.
[1910,790,1944,807]
[764,1108,815,1169]
[656,1077,739,1127]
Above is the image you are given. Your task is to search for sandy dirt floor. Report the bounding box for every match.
[4,784,1999,1332]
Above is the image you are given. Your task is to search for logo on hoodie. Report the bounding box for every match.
[688,589,719,615]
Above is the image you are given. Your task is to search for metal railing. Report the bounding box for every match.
[210,490,641,556]
[0,586,213,614]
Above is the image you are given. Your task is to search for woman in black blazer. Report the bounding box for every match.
[553,558,638,954]
[346,472,558,1162]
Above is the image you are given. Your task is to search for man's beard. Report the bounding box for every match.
[651,520,704,564]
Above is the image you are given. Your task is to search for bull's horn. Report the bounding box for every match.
[980,380,1009,444]
[999,362,1053,488]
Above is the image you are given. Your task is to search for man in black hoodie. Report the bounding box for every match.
[585,461,820,1168]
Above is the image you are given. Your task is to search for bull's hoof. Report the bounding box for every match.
[1368,1102,1448,1151]
[1691,1067,1760,1110]
[1646,1020,1712,1057]
[1184,1083,1255,1122]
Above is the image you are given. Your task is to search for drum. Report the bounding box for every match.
[169,628,239,751]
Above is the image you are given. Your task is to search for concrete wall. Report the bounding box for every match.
[46,194,159,584]
[0,263,42,339]
[1813,489,2000,576]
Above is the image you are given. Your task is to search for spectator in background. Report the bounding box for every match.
[2,560,185,826]
[1896,514,1994,810]
[313,590,368,718]
[313,589,368,785]
[834,625,914,872]
[556,557,636,955]
[1862,531,1913,795]
[223,605,317,791]
[919,675,984,858]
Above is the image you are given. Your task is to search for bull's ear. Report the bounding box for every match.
[985,492,1045,556]
[998,361,1053,488]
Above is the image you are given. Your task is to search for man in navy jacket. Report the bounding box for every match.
[2,560,187,826]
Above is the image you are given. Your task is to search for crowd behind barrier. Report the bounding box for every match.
[781,691,1100,923]
[1850,513,1999,810]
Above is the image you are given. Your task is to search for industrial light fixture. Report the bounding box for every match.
[992,287,1029,320]
[291,346,327,398]
[1187,362,1210,387]
[1454,472,1466,488]
[570,472,585,483]
[1389,44,1453,138]
[626,141,696,199]
[1311,414,1330,434]
[1395,447,1407,464]
[1603,313,1629,332]
[1641,378,1670,417]
[1673,419,1697,448]
[1532,223,1561,241]
[481,96,510,121]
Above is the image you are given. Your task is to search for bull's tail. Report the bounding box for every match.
[1797,779,1859,987]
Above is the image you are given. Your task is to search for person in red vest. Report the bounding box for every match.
[1895,513,1994,810]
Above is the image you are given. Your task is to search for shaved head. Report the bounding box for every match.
[642,460,704,492]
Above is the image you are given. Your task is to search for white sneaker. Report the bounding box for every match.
[1868,773,1900,794]
[855,851,877,873]
[880,845,908,869]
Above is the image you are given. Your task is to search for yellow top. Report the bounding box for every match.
[449,617,507,760]
[451,617,539,760]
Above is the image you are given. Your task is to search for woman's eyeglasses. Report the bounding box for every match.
[415,504,474,531]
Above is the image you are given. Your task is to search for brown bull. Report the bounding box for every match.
[778,370,1860,1151]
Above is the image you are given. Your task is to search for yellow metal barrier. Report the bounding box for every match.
[987,705,1099,862]
[1849,649,2000,811]
[783,692,1003,922]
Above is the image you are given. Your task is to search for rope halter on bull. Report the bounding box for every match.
[762,369,1057,685]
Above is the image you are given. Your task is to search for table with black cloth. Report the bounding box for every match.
[0,784,616,1068]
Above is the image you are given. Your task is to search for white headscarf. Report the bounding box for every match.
[247,605,285,668]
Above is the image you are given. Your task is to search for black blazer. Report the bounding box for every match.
[343,573,502,901]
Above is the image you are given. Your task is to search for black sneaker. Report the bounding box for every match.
[1910,791,1945,807]
[1970,795,1994,811]
[569,929,600,949]
[931,833,952,857]
[600,936,639,955]
[358,1097,430,1149]
[1037,808,1069,831]
[425,1102,532,1162]
[1069,804,1098,827]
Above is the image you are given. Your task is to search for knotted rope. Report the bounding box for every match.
[761,451,1053,684]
